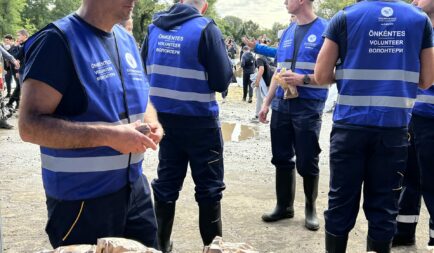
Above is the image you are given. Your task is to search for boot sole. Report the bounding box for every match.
[305,222,320,231]
[261,213,294,222]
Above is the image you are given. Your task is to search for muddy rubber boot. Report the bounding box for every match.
[154,201,175,253]
[304,175,319,231]
[325,231,348,253]
[367,236,392,253]
[262,168,296,222]
[0,119,13,129]
[199,201,222,246]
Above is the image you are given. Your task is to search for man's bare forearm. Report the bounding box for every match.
[19,113,113,149]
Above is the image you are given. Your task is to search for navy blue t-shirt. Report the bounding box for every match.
[324,10,433,63]
[24,14,120,117]
[290,19,316,71]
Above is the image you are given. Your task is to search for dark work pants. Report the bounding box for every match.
[270,108,322,177]
[242,72,253,100]
[152,127,225,203]
[45,175,157,248]
[408,115,434,244]
[395,120,421,239]
[325,126,408,241]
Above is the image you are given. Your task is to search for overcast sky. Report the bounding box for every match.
[215,0,290,29]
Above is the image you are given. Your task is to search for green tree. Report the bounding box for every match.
[21,0,54,33]
[316,0,354,19]
[0,0,26,36]
[50,0,81,21]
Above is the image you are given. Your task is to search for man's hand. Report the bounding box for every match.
[147,122,164,145]
[280,70,303,86]
[258,104,270,123]
[109,121,157,154]
[13,60,20,69]
[242,36,257,49]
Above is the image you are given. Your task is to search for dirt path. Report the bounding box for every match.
[0,85,430,253]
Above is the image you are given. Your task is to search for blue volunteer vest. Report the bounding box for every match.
[275,18,329,101]
[38,15,149,200]
[334,1,426,127]
[146,17,219,117]
[413,29,434,119]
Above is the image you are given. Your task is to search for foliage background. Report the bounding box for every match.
[0,0,413,45]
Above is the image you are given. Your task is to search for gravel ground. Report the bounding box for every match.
[0,85,431,253]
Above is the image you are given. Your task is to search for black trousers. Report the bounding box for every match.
[242,72,253,100]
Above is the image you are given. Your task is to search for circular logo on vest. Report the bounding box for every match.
[307,34,317,43]
[381,7,394,17]
[125,52,138,69]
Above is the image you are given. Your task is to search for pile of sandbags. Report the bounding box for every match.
[36,238,161,253]
[203,237,258,253]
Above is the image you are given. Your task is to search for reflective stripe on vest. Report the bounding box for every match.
[146,17,218,117]
[275,18,329,101]
[38,15,149,200]
[334,1,426,127]
[150,87,216,103]
[41,153,144,173]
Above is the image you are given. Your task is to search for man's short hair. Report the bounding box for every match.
[17,29,29,37]
[3,34,13,40]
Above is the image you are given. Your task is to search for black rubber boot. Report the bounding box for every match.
[154,201,175,253]
[325,231,348,253]
[367,236,392,253]
[199,201,222,246]
[262,168,295,222]
[304,175,319,231]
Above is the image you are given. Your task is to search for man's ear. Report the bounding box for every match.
[201,2,209,14]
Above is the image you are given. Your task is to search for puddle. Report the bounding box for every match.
[221,122,258,142]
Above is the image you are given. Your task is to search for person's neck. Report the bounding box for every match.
[430,14,434,29]
[295,9,317,25]
[76,5,116,33]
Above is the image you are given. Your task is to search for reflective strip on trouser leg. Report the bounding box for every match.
[396,215,419,223]
[431,229,434,239]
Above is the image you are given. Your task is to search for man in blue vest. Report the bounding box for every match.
[314,0,434,252]
[141,0,232,252]
[258,0,328,232]
[393,0,434,248]
[18,0,162,249]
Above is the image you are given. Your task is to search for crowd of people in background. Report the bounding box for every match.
[0,30,27,129]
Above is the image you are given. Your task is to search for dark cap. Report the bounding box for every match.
[3,34,13,40]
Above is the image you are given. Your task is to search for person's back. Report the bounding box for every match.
[241,49,255,74]
[315,1,434,252]
[142,1,232,251]
[334,0,429,127]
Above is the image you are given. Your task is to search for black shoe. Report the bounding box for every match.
[325,232,348,253]
[304,176,320,231]
[5,94,10,98]
[262,169,296,222]
[248,98,252,103]
[199,201,222,246]
[392,235,415,247]
[367,236,392,253]
[155,201,176,253]
[242,98,246,102]
[0,119,13,129]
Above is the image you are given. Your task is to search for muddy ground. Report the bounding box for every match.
[0,85,431,253]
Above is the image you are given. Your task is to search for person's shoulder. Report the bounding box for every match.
[28,24,67,51]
